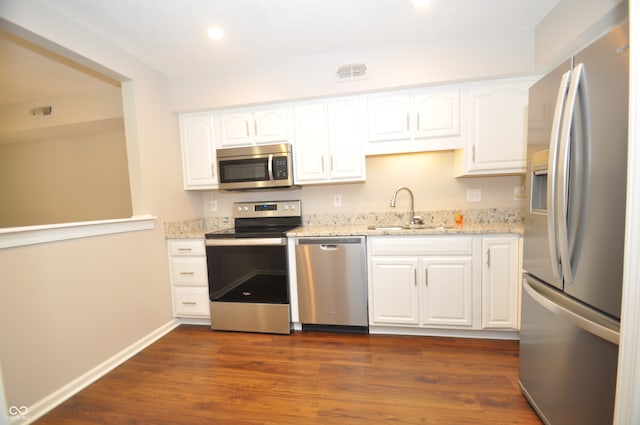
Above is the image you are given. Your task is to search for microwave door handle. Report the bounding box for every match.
[267,154,274,184]
[547,70,572,280]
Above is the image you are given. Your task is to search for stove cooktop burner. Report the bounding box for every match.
[205,200,302,239]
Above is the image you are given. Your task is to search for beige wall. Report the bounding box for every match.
[169,30,536,112]
[204,151,524,218]
[0,124,132,227]
[0,0,202,413]
[535,0,627,71]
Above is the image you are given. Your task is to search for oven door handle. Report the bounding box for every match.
[206,237,287,247]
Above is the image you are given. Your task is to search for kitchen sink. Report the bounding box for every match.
[366,224,457,231]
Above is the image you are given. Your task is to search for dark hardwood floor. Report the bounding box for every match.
[36,325,541,424]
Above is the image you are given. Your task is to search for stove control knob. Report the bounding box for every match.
[237,206,243,212]
[283,205,289,210]
[290,204,296,210]
[243,206,249,212]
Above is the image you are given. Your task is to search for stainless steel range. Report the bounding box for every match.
[205,200,302,334]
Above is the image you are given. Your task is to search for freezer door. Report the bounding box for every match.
[519,276,619,425]
[523,59,571,290]
[559,22,629,319]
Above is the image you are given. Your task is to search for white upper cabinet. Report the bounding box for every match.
[366,87,462,155]
[367,94,412,142]
[454,78,535,176]
[218,106,292,147]
[414,90,460,139]
[293,97,366,185]
[178,112,218,190]
[293,103,328,182]
[327,98,365,181]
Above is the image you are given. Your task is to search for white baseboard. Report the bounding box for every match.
[368,325,520,340]
[15,319,181,425]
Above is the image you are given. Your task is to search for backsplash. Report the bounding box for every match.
[164,207,523,238]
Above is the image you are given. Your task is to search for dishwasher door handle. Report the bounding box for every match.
[297,237,364,245]
[320,245,338,251]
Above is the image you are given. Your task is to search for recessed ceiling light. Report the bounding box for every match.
[207,26,224,41]
[412,0,431,8]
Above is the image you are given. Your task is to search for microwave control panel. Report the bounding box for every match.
[272,156,289,180]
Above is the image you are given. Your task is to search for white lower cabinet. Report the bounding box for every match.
[421,257,473,327]
[481,236,520,329]
[368,234,519,335]
[368,236,475,330]
[167,239,210,319]
[370,258,420,325]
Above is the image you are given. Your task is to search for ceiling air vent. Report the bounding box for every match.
[336,63,367,81]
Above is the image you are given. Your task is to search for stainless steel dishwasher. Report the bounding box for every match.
[295,236,368,331]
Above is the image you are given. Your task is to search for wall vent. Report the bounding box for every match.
[336,63,367,81]
[31,106,53,116]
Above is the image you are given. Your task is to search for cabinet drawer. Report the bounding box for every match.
[168,239,205,256]
[174,287,210,317]
[370,236,473,256]
[171,257,208,285]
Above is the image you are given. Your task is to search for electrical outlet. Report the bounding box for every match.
[210,199,218,212]
[333,194,342,207]
[466,189,482,202]
[514,186,525,200]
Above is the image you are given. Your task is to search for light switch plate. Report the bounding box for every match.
[466,189,482,202]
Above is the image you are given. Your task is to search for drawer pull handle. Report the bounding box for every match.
[182,301,197,305]
[177,248,193,251]
[179,272,195,275]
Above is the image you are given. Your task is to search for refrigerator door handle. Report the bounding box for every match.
[523,278,620,345]
[546,70,572,279]
[556,64,585,285]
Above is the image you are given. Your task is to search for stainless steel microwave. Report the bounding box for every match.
[216,143,295,190]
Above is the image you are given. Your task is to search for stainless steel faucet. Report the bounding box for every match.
[390,187,424,226]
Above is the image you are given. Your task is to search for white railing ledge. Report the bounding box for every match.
[0,215,157,249]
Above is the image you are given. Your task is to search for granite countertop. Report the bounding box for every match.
[165,208,524,239]
[287,222,523,237]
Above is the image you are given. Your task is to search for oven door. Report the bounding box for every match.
[205,237,291,334]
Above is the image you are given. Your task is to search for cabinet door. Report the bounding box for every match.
[466,81,529,173]
[370,257,419,325]
[327,99,365,181]
[170,256,208,286]
[421,257,473,327]
[173,287,210,317]
[367,94,412,142]
[293,103,329,183]
[481,237,520,329]
[414,89,460,139]
[178,113,218,190]
[219,111,254,147]
[254,108,291,144]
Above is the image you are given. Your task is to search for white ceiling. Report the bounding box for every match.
[1,0,560,105]
[39,0,559,75]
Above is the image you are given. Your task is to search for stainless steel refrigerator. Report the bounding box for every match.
[519,22,629,425]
